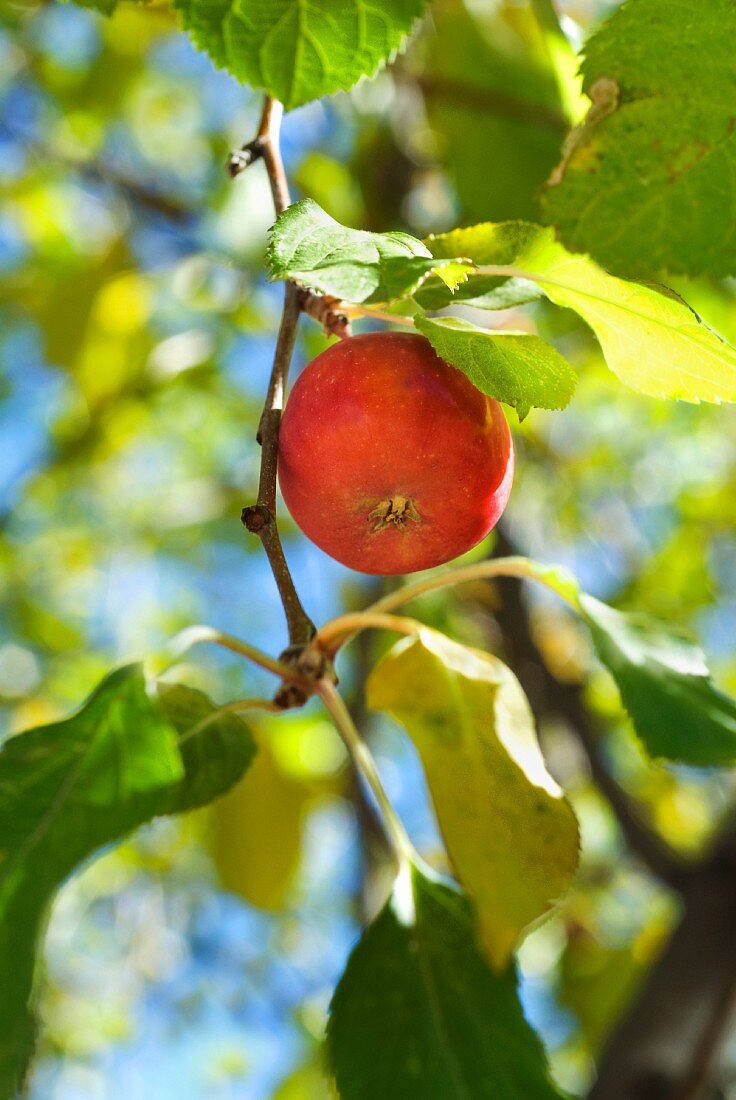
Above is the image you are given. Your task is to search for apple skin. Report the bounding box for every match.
[278,332,514,575]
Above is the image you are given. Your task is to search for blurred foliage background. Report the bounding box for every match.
[1,0,736,1096]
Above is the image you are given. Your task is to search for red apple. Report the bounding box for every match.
[278,332,514,575]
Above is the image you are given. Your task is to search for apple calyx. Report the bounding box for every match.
[368,496,422,533]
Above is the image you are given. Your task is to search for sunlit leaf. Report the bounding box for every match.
[173,0,428,110]
[543,0,736,278]
[367,627,579,968]
[267,199,473,304]
[415,314,577,419]
[0,666,254,1096]
[428,220,736,403]
[327,863,564,1099]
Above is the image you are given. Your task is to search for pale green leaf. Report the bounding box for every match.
[173,0,428,111]
[543,0,736,278]
[366,628,579,968]
[326,862,565,1099]
[267,199,473,304]
[415,314,577,419]
[0,666,255,1096]
[417,221,544,311]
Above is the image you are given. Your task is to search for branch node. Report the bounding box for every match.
[273,642,336,710]
[299,289,353,339]
[241,504,271,534]
[227,140,264,179]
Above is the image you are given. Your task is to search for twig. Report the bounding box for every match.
[234,97,318,681]
[299,290,352,339]
[241,278,316,662]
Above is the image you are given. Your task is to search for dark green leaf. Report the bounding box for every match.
[0,666,255,1097]
[580,594,736,765]
[267,199,472,304]
[543,0,736,278]
[173,0,428,111]
[415,314,577,419]
[326,863,565,1099]
[415,274,543,312]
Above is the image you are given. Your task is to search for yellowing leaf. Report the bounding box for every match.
[210,716,346,912]
[429,219,736,404]
[366,628,579,968]
[517,230,736,404]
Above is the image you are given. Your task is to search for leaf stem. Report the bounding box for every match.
[340,305,416,327]
[315,612,424,655]
[313,560,580,656]
[154,625,306,684]
[368,556,579,613]
[177,696,280,745]
[317,679,415,868]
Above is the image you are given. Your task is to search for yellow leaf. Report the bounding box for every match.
[366,627,579,968]
[209,716,346,913]
[209,734,310,913]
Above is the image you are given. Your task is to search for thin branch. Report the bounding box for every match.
[235,97,317,670]
[242,278,316,657]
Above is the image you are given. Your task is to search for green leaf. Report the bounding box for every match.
[0,666,255,1097]
[326,863,565,1099]
[366,628,579,968]
[173,0,428,111]
[543,0,736,278]
[415,274,543,313]
[424,219,736,403]
[580,594,736,765]
[415,314,577,420]
[417,222,545,311]
[267,199,473,304]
